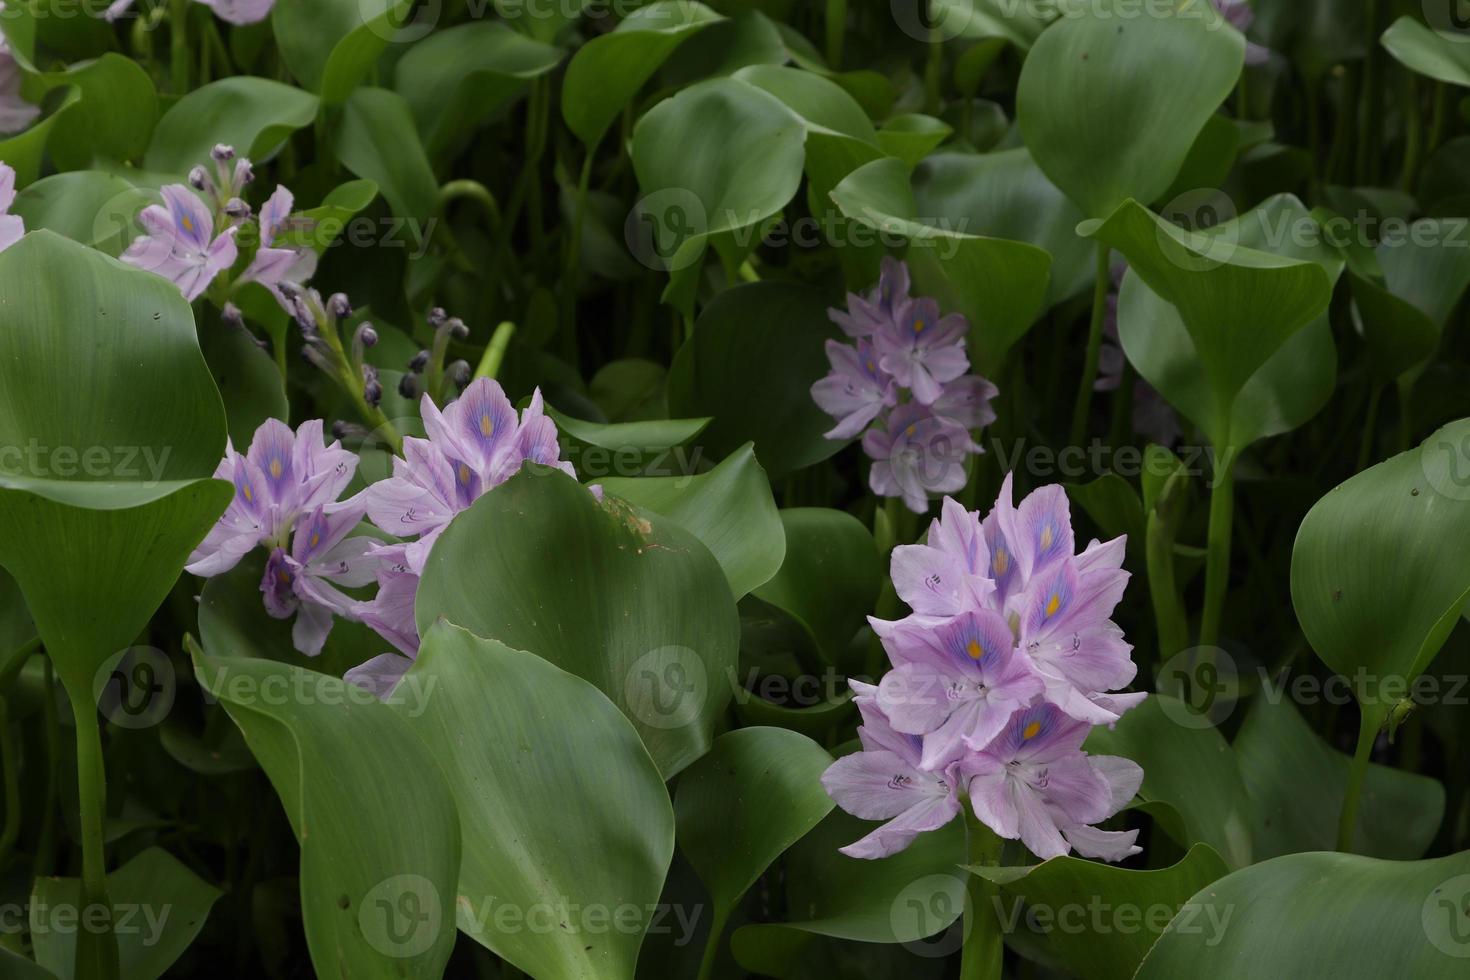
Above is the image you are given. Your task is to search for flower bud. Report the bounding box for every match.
[426,307,447,328]
[220,303,245,330]
[446,318,469,341]
[362,364,383,407]
[188,166,214,193]
[211,144,235,163]
[328,293,353,320]
[398,374,420,399]
[446,360,472,390]
[409,349,431,373]
[356,323,379,349]
[224,198,252,221]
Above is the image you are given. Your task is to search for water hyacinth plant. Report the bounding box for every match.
[1,0,1470,978]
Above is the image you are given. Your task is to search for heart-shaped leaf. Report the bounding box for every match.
[416,467,740,777]
[1382,16,1470,88]
[273,0,414,104]
[1017,1,1244,217]
[598,443,784,600]
[35,54,157,171]
[335,87,439,225]
[11,171,151,257]
[146,77,319,174]
[388,623,674,980]
[192,646,461,978]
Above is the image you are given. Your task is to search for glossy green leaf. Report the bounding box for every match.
[389,623,674,980]
[199,323,288,448]
[1086,197,1334,448]
[598,443,784,600]
[30,848,221,980]
[335,87,439,224]
[1351,272,1442,386]
[875,114,952,168]
[661,9,787,84]
[398,21,563,160]
[416,467,740,776]
[967,844,1229,980]
[1370,218,1470,388]
[11,171,150,257]
[667,282,844,480]
[730,808,966,965]
[1235,695,1444,860]
[1382,16,1470,88]
[273,0,414,104]
[1292,419,1470,703]
[0,94,74,188]
[1086,696,1253,869]
[630,77,805,282]
[675,727,834,917]
[1136,850,1470,977]
[0,949,51,980]
[913,148,1093,307]
[146,77,319,175]
[1017,1,1243,217]
[192,647,460,978]
[831,157,1052,371]
[1066,473,1145,551]
[748,508,879,665]
[36,54,157,171]
[929,0,1053,49]
[0,232,228,698]
[563,1,723,148]
[545,406,711,478]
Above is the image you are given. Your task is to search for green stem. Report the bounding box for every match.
[1357,383,1382,471]
[1069,242,1111,448]
[694,906,730,980]
[825,0,846,68]
[960,809,1004,980]
[1357,0,1382,184]
[924,33,942,115]
[1401,74,1423,193]
[1146,512,1188,664]
[1197,438,1235,649]
[473,321,516,381]
[1337,701,1388,852]
[1428,82,1449,157]
[169,0,189,94]
[34,657,59,878]
[71,694,119,980]
[563,152,595,289]
[0,696,18,869]
[1396,379,1414,453]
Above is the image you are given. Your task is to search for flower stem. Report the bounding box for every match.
[694,906,730,980]
[825,0,846,68]
[1197,438,1235,649]
[473,321,516,382]
[960,808,1004,980]
[0,695,18,870]
[71,693,119,980]
[1337,701,1388,852]
[1146,508,1188,664]
[1069,242,1110,449]
[169,0,190,94]
[1357,383,1382,471]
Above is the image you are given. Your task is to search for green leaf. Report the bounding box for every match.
[875,114,953,168]
[598,443,785,600]
[730,808,966,966]
[273,0,414,104]
[661,9,787,84]
[192,647,460,978]
[675,727,834,920]
[11,171,151,257]
[0,232,228,698]
[1367,217,1470,388]
[280,178,381,254]
[0,949,52,980]
[1017,1,1243,217]
[1065,473,1145,551]
[749,508,879,665]
[831,157,1052,371]
[630,77,805,289]
[36,54,157,170]
[1382,16,1470,88]
[912,148,1093,308]
[1291,419,1470,702]
[928,0,1053,49]
[545,405,711,478]
[563,1,723,148]
[199,324,288,449]
[146,77,319,175]
[967,844,1228,980]
[397,21,563,160]
[0,93,75,188]
[1135,850,1470,977]
[1350,272,1442,387]
[666,282,844,480]
[389,623,674,980]
[1235,695,1444,860]
[1085,197,1334,448]
[335,86,439,225]
[29,848,221,980]
[1086,696,1253,869]
[416,467,740,777]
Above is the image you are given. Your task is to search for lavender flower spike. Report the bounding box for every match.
[261,505,378,656]
[121,185,238,301]
[863,405,970,514]
[238,185,318,312]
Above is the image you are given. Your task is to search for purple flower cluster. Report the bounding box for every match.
[821,476,1145,862]
[811,259,997,514]
[186,419,370,655]
[186,378,583,694]
[122,145,315,306]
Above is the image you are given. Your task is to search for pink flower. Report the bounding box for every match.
[121,185,238,302]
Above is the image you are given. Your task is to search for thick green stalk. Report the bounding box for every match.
[71,695,119,980]
[1357,383,1382,471]
[0,696,17,869]
[1337,701,1388,851]
[1146,509,1188,664]
[1197,437,1235,649]
[825,0,846,68]
[1069,242,1111,448]
[169,0,189,93]
[960,809,1004,980]
[472,321,517,381]
[694,906,730,980]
